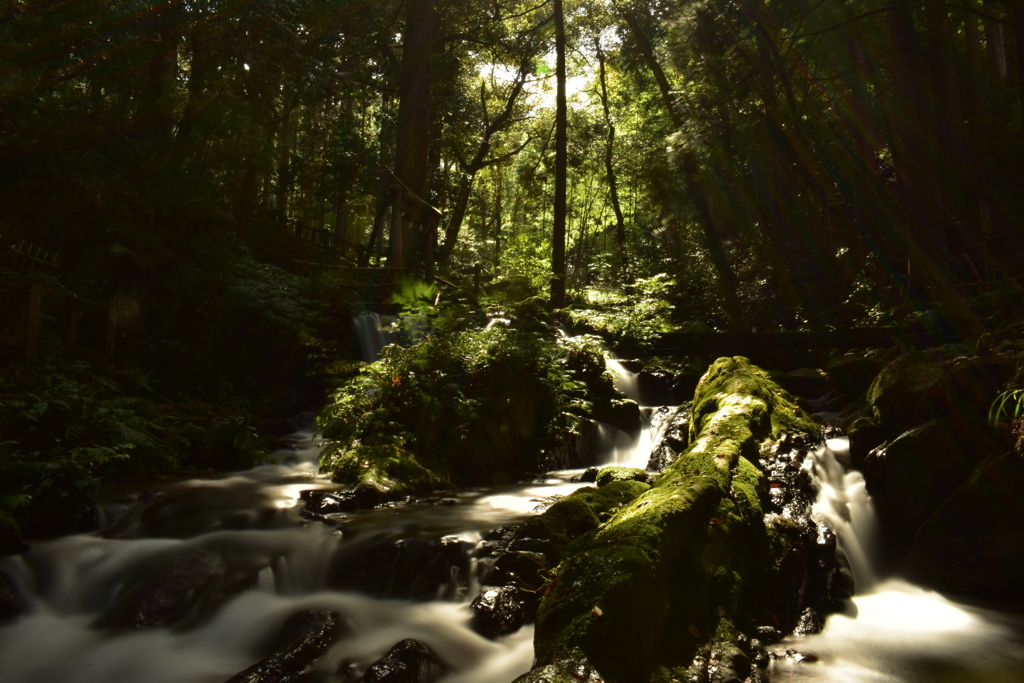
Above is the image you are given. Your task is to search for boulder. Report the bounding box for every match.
[867,350,952,435]
[594,466,649,487]
[332,536,473,601]
[0,511,27,556]
[942,354,1015,427]
[544,419,601,471]
[827,352,888,400]
[97,549,258,630]
[593,398,642,434]
[523,357,823,683]
[847,417,882,471]
[636,371,673,406]
[361,639,449,683]
[863,417,997,553]
[772,368,830,400]
[471,585,534,638]
[226,610,342,683]
[0,570,25,620]
[573,468,598,484]
[907,453,1024,609]
[671,372,702,404]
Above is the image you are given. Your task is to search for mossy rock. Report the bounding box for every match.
[847,416,882,470]
[867,350,952,434]
[827,351,888,400]
[323,443,448,501]
[0,511,27,556]
[595,466,649,487]
[863,417,998,553]
[907,453,1024,609]
[528,357,820,682]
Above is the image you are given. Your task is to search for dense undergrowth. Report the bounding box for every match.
[0,357,273,538]
[317,293,616,496]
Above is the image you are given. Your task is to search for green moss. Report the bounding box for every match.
[0,510,26,555]
[323,443,448,499]
[595,466,649,487]
[530,356,819,682]
[511,664,585,683]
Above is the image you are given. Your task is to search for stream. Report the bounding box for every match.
[2,361,1024,682]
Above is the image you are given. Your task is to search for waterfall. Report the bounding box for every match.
[605,358,640,402]
[352,311,397,363]
[770,437,1024,682]
[808,438,881,590]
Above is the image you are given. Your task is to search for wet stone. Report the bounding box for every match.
[781,648,819,663]
[646,404,692,472]
[794,607,822,636]
[749,639,770,669]
[0,570,25,620]
[711,642,750,683]
[226,610,342,683]
[755,626,782,645]
[361,638,449,683]
[97,549,258,630]
[470,584,535,638]
[333,536,473,601]
[571,468,598,484]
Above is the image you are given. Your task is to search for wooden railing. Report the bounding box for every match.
[3,239,62,274]
[0,272,116,362]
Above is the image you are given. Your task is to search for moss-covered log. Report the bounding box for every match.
[517,356,820,683]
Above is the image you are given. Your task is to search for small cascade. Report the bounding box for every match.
[770,436,1024,682]
[0,435,593,683]
[595,414,655,469]
[807,438,881,590]
[605,358,640,403]
[353,311,397,363]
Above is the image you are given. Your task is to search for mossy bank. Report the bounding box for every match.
[515,356,821,683]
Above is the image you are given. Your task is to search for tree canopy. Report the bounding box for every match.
[3,0,1023,334]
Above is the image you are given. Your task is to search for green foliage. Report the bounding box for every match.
[565,274,678,351]
[990,389,1024,426]
[0,357,266,536]
[318,297,613,492]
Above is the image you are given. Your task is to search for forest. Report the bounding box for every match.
[3,1,1024,682]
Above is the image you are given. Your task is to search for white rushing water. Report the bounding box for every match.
[772,437,1024,682]
[4,388,1024,682]
[0,435,590,683]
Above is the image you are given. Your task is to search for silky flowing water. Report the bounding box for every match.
[0,434,589,683]
[3,362,1024,682]
[770,438,1024,682]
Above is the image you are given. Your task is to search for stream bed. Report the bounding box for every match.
[2,409,1024,681]
[0,434,585,683]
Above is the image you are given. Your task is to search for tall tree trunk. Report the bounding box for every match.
[888,0,979,337]
[923,6,969,227]
[388,0,434,272]
[964,8,986,142]
[621,8,741,326]
[277,112,293,228]
[175,13,214,159]
[1012,2,1024,161]
[361,93,396,267]
[551,0,568,308]
[137,0,180,141]
[596,41,628,277]
[436,60,531,271]
[437,174,475,267]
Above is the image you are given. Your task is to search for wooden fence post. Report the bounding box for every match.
[25,281,41,359]
[105,305,117,361]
